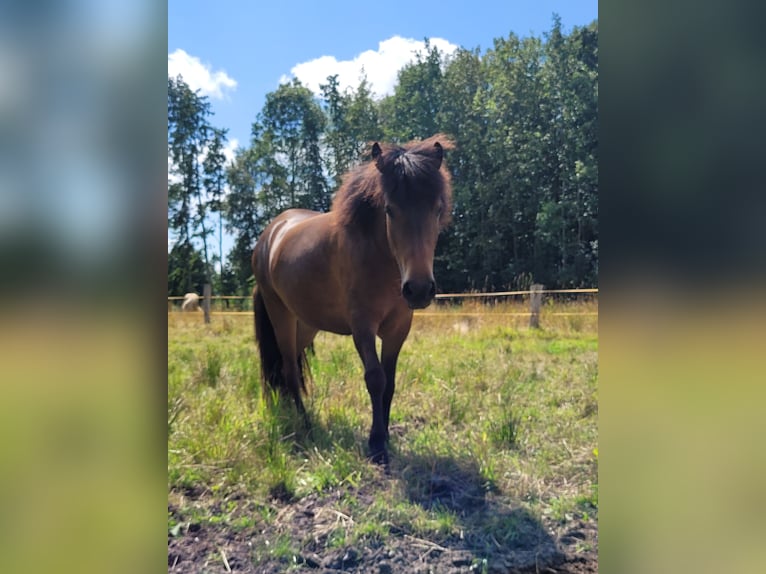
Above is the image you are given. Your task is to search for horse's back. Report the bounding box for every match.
[254,209,314,269]
[253,209,356,334]
[253,206,411,337]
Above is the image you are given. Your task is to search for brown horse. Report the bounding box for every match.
[252,134,453,464]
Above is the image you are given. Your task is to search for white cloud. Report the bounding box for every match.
[281,36,458,99]
[222,137,239,166]
[168,49,237,99]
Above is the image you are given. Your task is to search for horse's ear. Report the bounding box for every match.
[433,141,443,168]
[371,142,384,172]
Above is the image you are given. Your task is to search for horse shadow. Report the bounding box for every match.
[268,403,566,571]
[385,447,567,571]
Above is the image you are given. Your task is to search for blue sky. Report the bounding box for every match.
[169,0,597,154]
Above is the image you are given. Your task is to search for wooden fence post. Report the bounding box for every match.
[529,284,543,328]
[203,283,211,324]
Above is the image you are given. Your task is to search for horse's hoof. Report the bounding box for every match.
[368,448,389,466]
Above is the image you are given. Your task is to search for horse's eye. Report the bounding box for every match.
[385,205,394,218]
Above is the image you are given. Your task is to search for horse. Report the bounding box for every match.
[181,292,201,311]
[252,134,453,464]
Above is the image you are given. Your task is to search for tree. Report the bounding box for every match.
[345,74,383,157]
[208,18,599,295]
[221,80,332,294]
[168,76,207,249]
[320,73,382,190]
[257,79,328,211]
[382,40,445,142]
[224,142,280,293]
[203,126,229,291]
[431,47,486,291]
[533,16,598,287]
[320,74,354,190]
[478,31,550,289]
[167,241,207,296]
[168,76,229,293]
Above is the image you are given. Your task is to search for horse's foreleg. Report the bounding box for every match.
[380,318,412,444]
[352,330,388,465]
[380,349,400,443]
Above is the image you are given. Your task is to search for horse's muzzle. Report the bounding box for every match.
[402,278,436,309]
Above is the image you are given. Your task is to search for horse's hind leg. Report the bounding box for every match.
[260,291,307,418]
[297,322,318,357]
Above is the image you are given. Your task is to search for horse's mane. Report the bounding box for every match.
[331,134,454,229]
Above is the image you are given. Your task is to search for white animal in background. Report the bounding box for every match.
[181,292,201,311]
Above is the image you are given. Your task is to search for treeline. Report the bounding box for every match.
[168,16,598,296]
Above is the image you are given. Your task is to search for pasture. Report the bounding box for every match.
[168,298,598,573]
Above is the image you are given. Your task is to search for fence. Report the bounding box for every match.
[169,286,598,328]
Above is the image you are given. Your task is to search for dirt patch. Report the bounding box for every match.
[168,483,597,573]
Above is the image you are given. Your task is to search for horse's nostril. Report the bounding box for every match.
[402,280,436,303]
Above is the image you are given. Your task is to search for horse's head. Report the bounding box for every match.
[372,137,452,309]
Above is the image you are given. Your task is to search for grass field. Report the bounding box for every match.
[168,298,598,573]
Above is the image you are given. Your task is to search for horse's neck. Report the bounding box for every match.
[338,215,396,266]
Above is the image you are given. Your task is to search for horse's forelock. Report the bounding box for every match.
[397,151,438,180]
[332,135,453,228]
[405,133,455,158]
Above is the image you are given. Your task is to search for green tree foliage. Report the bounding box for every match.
[224,80,330,292]
[321,74,383,188]
[345,75,384,157]
[433,46,494,290]
[168,76,229,294]
[256,79,328,211]
[381,40,444,142]
[173,17,598,296]
[223,141,282,292]
[320,74,355,189]
[203,126,229,292]
[532,17,598,287]
[168,76,206,248]
[167,241,207,296]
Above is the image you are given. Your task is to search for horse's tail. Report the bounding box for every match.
[254,286,283,396]
[253,287,309,398]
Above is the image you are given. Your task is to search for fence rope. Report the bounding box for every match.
[168,288,598,302]
[169,288,598,323]
[179,311,598,318]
